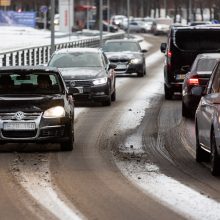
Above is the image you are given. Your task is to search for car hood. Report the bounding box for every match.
[105,52,142,60]
[0,95,64,112]
[59,67,105,80]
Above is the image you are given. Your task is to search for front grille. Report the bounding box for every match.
[0,112,41,121]
[65,80,93,88]
[2,130,37,138]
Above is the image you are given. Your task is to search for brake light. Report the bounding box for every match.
[168,51,172,58]
[188,78,199,85]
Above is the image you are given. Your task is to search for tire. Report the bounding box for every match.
[164,84,173,100]
[210,130,220,176]
[111,90,116,101]
[195,124,209,162]
[60,122,74,151]
[182,100,191,118]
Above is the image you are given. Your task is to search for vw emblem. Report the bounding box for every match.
[14,111,25,120]
[70,81,76,87]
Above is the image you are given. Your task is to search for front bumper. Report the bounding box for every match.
[69,84,110,102]
[114,63,143,75]
[0,113,72,143]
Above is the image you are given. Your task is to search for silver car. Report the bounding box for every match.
[195,60,220,175]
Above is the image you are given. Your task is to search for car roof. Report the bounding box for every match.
[0,66,59,73]
[53,47,102,54]
[173,25,220,31]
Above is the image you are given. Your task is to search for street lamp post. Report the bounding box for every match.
[127,0,130,37]
[107,0,110,32]
[51,0,55,54]
[99,0,103,48]
[189,0,192,23]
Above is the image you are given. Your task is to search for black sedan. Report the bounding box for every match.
[103,39,147,77]
[182,53,220,117]
[0,66,74,151]
[48,48,117,106]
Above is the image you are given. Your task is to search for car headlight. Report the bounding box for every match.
[130,58,142,64]
[93,77,108,86]
[43,106,65,118]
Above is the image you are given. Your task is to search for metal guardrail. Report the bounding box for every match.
[0,32,125,67]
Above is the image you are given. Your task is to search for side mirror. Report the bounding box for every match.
[141,49,148,53]
[181,65,190,72]
[160,43,167,53]
[191,86,204,96]
[109,63,117,69]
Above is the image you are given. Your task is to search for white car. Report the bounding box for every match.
[151,18,173,35]
[195,60,220,175]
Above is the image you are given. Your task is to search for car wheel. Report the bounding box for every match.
[182,100,191,118]
[60,121,74,151]
[164,84,173,100]
[111,90,116,101]
[195,124,209,162]
[210,130,220,176]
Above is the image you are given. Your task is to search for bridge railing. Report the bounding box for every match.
[0,32,125,67]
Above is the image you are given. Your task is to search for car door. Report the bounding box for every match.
[198,64,220,148]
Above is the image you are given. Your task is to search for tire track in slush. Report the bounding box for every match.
[8,47,161,219]
[10,108,86,220]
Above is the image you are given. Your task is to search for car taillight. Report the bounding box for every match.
[188,78,199,86]
[168,51,172,58]
[167,51,172,70]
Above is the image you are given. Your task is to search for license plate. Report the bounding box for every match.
[176,74,185,80]
[83,87,91,93]
[75,87,83,94]
[116,65,126,69]
[3,122,36,131]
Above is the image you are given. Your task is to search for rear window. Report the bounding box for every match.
[174,29,220,51]
[103,42,140,52]
[197,59,217,72]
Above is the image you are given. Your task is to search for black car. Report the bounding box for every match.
[103,39,147,77]
[160,25,220,100]
[48,48,117,106]
[182,53,220,117]
[0,66,74,151]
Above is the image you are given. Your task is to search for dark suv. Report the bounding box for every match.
[161,26,220,99]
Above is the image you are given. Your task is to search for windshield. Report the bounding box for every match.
[197,58,218,72]
[49,52,103,68]
[103,42,140,52]
[0,72,63,95]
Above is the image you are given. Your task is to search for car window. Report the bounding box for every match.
[103,42,140,52]
[49,52,103,68]
[210,64,220,93]
[0,72,63,94]
[196,58,217,72]
[175,29,220,51]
